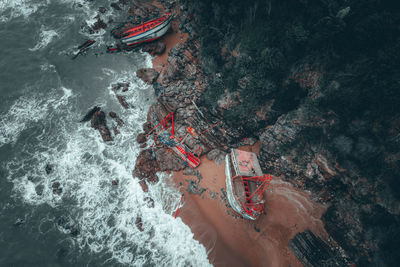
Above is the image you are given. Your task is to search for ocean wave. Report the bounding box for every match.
[4,66,211,266]
[29,25,59,51]
[0,87,72,147]
[0,0,45,22]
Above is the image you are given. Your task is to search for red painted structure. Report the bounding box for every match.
[147,112,201,169]
[225,149,272,220]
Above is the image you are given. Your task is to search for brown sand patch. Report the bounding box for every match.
[171,145,328,266]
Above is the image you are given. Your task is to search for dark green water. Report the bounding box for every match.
[0,1,210,266]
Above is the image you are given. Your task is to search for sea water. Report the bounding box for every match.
[0,1,210,266]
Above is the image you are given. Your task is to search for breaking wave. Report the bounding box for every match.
[29,25,59,51]
[0,0,45,22]
[0,87,72,147]
[4,67,211,266]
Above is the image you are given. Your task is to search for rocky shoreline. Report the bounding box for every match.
[80,0,399,266]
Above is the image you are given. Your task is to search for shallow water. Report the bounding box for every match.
[0,1,210,266]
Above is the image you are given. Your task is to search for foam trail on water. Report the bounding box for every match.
[0,88,72,147]
[0,0,46,22]
[29,25,59,51]
[5,63,211,266]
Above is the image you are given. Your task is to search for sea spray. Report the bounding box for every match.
[4,71,211,266]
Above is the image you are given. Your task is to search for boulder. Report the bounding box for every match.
[109,111,124,126]
[139,180,149,192]
[80,106,100,122]
[45,164,53,174]
[206,149,226,165]
[135,217,144,232]
[110,2,121,10]
[136,133,147,144]
[92,16,107,32]
[91,110,113,141]
[136,68,159,84]
[142,41,166,55]
[155,148,187,171]
[116,95,129,109]
[133,149,160,183]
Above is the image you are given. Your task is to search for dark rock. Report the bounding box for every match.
[289,230,349,266]
[112,82,130,93]
[70,228,79,237]
[110,3,121,10]
[116,95,129,109]
[136,68,159,84]
[112,180,119,186]
[92,16,107,32]
[91,110,106,129]
[142,41,166,55]
[155,148,187,171]
[133,149,160,183]
[52,182,60,189]
[91,110,113,141]
[113,127,120,136]
[53,188,63,195]
[206,149,226,165]
[80,106,100,122]
[35,184,44,195]
[143,122,153,134]
[135,217,144,232]
[98,7,107,13]
[109,111,124,126]
[139,180,149,192]
[136,133,147,144]
[45,163,53,174]
[164,58,181,81]
[186,179,206,195]
[144,196,155,208]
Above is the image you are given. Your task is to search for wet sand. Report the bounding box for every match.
[171,144,328,267]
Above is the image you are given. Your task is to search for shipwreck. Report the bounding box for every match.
[225,149,272,220]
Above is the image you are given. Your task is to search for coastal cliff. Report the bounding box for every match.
[107,0,399,266]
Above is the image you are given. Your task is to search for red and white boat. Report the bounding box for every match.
[225,149,272,220]
[121,13,173,46]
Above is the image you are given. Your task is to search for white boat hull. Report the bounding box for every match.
[122,16,172,44]
[225,155,255,220]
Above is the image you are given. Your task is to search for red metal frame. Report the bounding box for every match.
[147,112,201,169]
[233,174,272,217]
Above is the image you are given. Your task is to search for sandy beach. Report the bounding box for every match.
[170,143,328,267]
[148,7,328,266]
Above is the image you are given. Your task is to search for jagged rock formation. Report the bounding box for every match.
[289,230,348,266]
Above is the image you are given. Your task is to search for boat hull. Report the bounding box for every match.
[122,16,172,44]
[225,155,256,220]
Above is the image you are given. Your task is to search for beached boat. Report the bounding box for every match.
[225,149,272,220]
[121,13,173,45]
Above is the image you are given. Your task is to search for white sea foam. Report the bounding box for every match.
[5,65,211,266]
[0,0,46,22]
[29,25,59,51]
[0,88,72,147]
